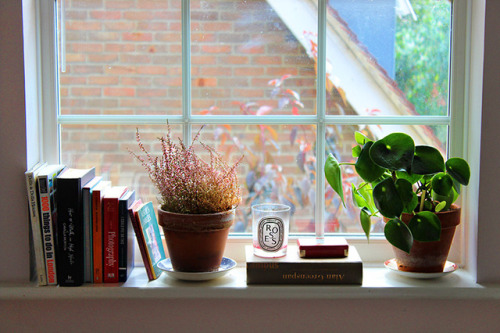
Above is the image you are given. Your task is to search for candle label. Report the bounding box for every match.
[258,216,284,252]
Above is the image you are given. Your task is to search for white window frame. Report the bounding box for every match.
[36,0,482,266]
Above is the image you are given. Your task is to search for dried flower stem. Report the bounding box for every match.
[129,124,242,214]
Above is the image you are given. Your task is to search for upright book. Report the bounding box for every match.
[118,190,136,282]
[103,186,128,283]
[91,180,111,284]
[82,176,102,283]
[56,167,96,286]
[246,245,363,285]
[37,164,66,285]
[25,162,47,286]
[130,201,166,281]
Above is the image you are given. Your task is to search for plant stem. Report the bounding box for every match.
[419,189,427,212]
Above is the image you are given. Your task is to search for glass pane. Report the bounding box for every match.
[324,124,448,234]
[325,0,451,117]
[61,124,184,206]
[190,0,317,116]
[198,124,317,233]
[58,0,182,116]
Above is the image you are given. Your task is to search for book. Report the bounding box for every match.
[25,162,48,286]
[130,201,166,281]
[56,167,96,286]
[82,176,102,283]
[246,245,363,285]
[128,199,154,279]
[103,186,128,283]
[91,180,112,283]
[297,237,349,258]
[118,190,136,282]
[37,164,66,285]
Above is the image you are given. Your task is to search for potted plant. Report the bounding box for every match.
[325,132,470,272]
[130,125,242,272]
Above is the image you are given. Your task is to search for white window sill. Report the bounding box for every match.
[1,264,499,302]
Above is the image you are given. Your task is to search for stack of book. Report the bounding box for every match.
[25,163,139,286]
[246,238,363,285]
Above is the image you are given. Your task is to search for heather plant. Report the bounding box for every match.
[129,125,242,215]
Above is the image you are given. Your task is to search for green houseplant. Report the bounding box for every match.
[325,132,470,272]
[130,125,242,272]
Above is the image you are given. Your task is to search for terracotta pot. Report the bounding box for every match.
[391,205,461,273]
[157,207,234,272]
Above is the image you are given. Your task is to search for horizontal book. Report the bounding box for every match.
[297,237,349,258]
[246,245,363,285]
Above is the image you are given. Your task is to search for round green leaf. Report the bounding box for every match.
[355,141,385,182]
[360,207,371,240]
[446,157,470,185]
[352,145,362,158]
[395,170,422,184]
[431,172,453,196]
[408,211,441,242]
[355,131,371,145]
[373,178,403,218]
[395,179,418,213]
[432,187,458,211]
[384,218,413,253]
[412,145,445,175]
[325,153,345,207]
[369,133,415,171]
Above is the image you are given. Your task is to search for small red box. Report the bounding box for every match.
[297,237,349,258]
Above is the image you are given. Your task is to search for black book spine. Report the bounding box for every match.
[56,170,95,286]
[118,191,135,282]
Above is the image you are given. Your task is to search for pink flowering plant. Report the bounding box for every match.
[129,125,242,215]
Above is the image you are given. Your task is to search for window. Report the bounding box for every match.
[39,0,471,262]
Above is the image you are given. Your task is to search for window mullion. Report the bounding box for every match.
[182,0,191,144]
[315,0,327,239]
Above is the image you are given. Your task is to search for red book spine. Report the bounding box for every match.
[103,186,127,283]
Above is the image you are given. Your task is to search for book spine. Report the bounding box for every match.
[103,198,119,283]
[38,175,58,285]
[118,192,135,282]
[299,247,349,258]
[56,179,84,286]
[83,188,93,283]
[246,262,363,285]
[129,208,154,281]
[26,170,47,286]
[92,190,103,283]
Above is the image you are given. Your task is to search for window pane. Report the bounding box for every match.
[59,0,182,116]
[325,0,451,117]
[325,123,448,234]
[190,0,317,116]
[199,124,317,233]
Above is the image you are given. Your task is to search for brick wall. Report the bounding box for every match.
[59,0,363,233]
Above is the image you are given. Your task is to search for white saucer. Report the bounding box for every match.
[384,258,458,279]
[158,257,237,281]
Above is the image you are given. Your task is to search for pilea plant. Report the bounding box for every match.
[325,132,470,253]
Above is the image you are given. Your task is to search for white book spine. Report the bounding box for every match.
[25,165,47,286]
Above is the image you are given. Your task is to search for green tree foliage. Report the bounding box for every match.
[395,0,451,141]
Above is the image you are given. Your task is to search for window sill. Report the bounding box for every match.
[2,265,499,302]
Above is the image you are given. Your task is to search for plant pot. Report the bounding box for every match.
[391,204,461,273]
[157,207,235,272]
